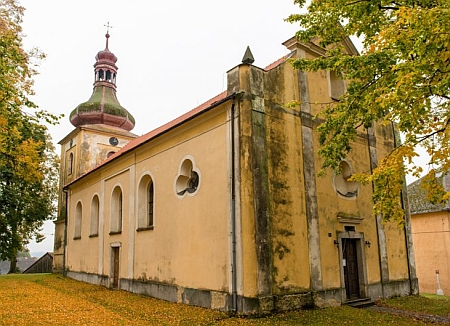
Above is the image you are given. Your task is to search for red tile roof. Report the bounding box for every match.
[264,52,293,71]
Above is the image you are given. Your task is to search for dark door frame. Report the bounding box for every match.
[337,230,368,301]
[343,238,360,300]
[110,242,121,289]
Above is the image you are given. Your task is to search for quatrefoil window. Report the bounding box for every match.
[175,157,200,197]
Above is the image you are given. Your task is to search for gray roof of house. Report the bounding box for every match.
[407,174,450,214]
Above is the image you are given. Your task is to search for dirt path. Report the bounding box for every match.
[368,306,450,324]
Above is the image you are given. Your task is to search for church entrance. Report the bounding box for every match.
[343,238,360,300]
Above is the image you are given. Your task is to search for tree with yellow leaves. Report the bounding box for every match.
[0,0,60,272]
[287,0,450,224]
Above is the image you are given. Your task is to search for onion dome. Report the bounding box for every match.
[70,33,135,131]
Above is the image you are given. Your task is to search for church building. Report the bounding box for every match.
[53,32,418,314]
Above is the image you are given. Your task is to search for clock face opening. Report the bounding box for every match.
[109,137,119,146]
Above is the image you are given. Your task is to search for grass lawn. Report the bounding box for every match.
[1,273,449,325]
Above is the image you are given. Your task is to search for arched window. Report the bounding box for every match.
[90,195,100,237]
[74,201,82,239]
[137,175,154,230]
[68,152,74,175]
[148,183,154,227]
[118,192,123,229]
[110,186,123,234]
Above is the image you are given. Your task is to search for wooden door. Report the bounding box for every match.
[112,247,119,288]
[343,239,360,300]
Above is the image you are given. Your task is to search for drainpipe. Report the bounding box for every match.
[62,188,69,277]
[230,96,237,312]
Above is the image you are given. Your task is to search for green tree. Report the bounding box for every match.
[286,0,450,224]
[0,0,60,272]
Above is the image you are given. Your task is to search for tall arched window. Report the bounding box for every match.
[90,195,100,236]
[68,152,74,175]
[148,183,154,227]
[137,174,154,230]
[74,201,82,239]
[118,192,123,230]
[110,186,123,234]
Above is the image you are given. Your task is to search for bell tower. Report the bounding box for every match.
[53,30,137,272]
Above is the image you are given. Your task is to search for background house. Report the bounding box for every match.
[408,174,450,295]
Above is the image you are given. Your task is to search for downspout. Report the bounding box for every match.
[62,188,68,277]
[230,96,237,312]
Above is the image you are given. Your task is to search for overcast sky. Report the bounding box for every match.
[20,0,301,254]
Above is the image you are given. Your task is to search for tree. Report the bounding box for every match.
[286,0,450,224]
[0,0,60,272]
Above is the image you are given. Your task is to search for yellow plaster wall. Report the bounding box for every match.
[55,125,136,272]
[261,45,406,294]
[237,64,260,298]
[384,223,409,279]
[66,176,102,274]
[412,211,450,295]
[102,169,132,279]
[263,63,310,293]
[132,107,231,291]
[373,124,409,281]
[66,103,233,293]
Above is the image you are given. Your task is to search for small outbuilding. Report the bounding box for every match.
[22,252,54,274]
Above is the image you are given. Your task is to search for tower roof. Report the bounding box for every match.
[69,32,135,131]
[95,33,117,65]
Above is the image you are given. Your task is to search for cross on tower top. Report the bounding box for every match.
[104,21,113,35]
[103,22,113,49]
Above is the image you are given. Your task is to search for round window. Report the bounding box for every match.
[334,161,358,198]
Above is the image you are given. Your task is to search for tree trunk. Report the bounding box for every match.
[8,251,17,274]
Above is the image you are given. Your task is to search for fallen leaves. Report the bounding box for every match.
[0,274,444,325]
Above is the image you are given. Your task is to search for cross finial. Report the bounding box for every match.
[103,22,113,49]
[104,21,113,34]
